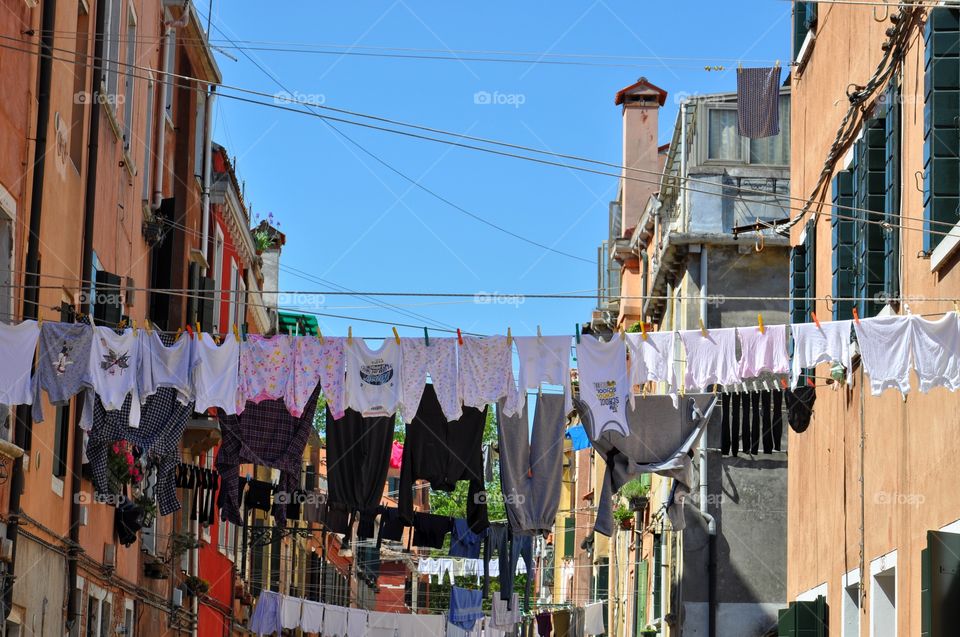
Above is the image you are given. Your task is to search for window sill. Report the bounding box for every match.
[795,30,816,76]
[51,475,64,497]
[929,220,960,272]
[121,148,137,180]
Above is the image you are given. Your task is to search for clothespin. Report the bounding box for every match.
[241,324,247,342]
[347,326,352,345]
[423,327,430,346]
[699,318,708,337]
[233,324,241,343]
[185,325,193,340]
[640,321,647,341]
[145,319,153,335]
[537,325,542,340]
[758,313,765,334]
[806,377,816,388]
[132,320,137,335]
[507,327,512,347]
[37,316,42,329]
[195,322,202,340]
[810,311,821,329]
[780,377,788,390]
[456,328,463,346]
[118,319,127,330]
[317,327,324,344]
[852,307,860,325]
[175,327,183,342]
[575,324,581,344]
[392,327,400,345]
[619,324,626,340]
[775,59,781,68]
[953,300,958,315]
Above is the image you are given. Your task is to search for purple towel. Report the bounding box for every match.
[737,66,781,139]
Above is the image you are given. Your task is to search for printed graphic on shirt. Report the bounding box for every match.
[54,341,74,376]
[100,347,131,376]
[360,359,394,387]
[594,380,620,413]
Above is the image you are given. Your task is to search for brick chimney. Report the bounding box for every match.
[615,77,667,232]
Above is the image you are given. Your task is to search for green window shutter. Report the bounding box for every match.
[922,530,960,636]
[652,535,662,619]
[923,8,960,254]
[640,473,651,490]
[93,270,123,326]
[635,560,649,633]
[884,83,902,301]
[854,120,888,318]
[563,516,575,558]
[832,171,856,320]
[597,558,610,633]
[790,242,808,325]
[793,2,818,60]
[777,596,828,636]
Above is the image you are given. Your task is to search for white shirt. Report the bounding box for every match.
[853,315,913,396]
[790,320,853,387]
[576,335,630,439]
[625,331,676,406]
[138,330,194,404]
[88,326,140,410]
[505,335,572,417]
[737,324,789,378]
[679,327,740,391]
[911,312,960,393]
[191,335,240,415]
[345,338,402,417]
[0,320,40,406]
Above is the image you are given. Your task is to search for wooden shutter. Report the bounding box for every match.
[793,2,818,60]
[635,560,649,632]
[884,82,902,299]
[199,276,216,333]
[854,120,887,317]
[777,596,827,636]
[93,270,122,326]
[923,8,960,254]
[921,530,960,636]
[831,171,856,320]
[563,516,575,558]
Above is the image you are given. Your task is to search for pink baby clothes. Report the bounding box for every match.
[288,336,346,419]
[390,440,403,469]
[679,327,741,391]
[911,312,960,393]
[458,336,515,409]
[399,336,460,423]
[737,323,790,378]
[237,334,294,412]
[853,315,913,396]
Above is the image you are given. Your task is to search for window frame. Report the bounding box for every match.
[701,97,791,167]
[121,3,137,153]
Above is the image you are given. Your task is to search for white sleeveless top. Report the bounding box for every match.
[576,334,630,440]
[344,338,402,417]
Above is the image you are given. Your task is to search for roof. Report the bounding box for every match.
[614,77,668,106]
[278,311,319,336]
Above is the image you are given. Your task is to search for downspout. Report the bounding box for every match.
[698,244,717,637]
[5,0,56,623]
[199,87,215,276]
[679,100,688,231]
[151,25,173,211]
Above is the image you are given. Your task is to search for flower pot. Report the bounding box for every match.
[640,631,658,637]
[619,517,634,530]
[629,495,649,512]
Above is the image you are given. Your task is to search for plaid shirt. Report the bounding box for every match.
[216,382,322,526]
[86,384,193,516]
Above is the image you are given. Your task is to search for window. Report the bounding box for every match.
[708,108,741,161]
[706,98,790,165]
[923,8,960,255]
[841,571,860,637]
[122,6,137,151]
[85,587,112,637]
[870,554,896,637]
[634,559,649,635]
[237,273,247,332]
[228,259,238,329]
[595,558,609,632]
[791,218,816,325]
[194,89,206,177]
[652,535,662,619]
[832,171,856,320]
[563,516,575,558]
[921,530,960,633]
[70,4,89,169]
[213,227,224,332]
[52,405,70,479]
[793,1,818,61]
[102,0,123,100]
[123,601,134,637]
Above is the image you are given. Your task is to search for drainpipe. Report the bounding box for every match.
[697,243,717,637]
[5,0,56,623]
[679,100,689,231]
[151,25,174,211]
[199,87,215,276]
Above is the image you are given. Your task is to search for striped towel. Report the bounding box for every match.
[737,66,781,139]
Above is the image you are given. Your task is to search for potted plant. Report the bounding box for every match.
[169,531,200,560]
[251,212,281,254]
[106,441,143,495]
[181,575,210,598]
[640,625,658,637]
[621,478,651,513]
[143,558,167,580]
[614,505,634,530]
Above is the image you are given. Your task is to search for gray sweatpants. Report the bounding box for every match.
[497,392,566,536]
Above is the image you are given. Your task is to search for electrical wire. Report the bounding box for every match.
[3,32,956,238]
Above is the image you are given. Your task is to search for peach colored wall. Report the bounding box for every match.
[789,6,960,636]
[621,103,661,232]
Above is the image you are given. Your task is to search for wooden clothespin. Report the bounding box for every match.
[175,327,183,342]
[810,311,821,329]
[619,324,626,340]
[317,327,324,344]
[640,321,647,341]
[423,327,429,346]
[780,377,788,390]
[506,327,512,347]
[806,377,816,388]
[145,319,153,335]
[118,319,127,331]
[953,300,958,315]
[456,328,463,346]
[185,324,193,340]
[537,325,542,340]
[37,316,42,329]
[233,324,241,343]
[575,324,581,344]
[195,322,202,340]
[132,320,137,335]
[852,307,860,325]
[392,327,400,345]
[347,326,353,345]
[758,313,765,334]
[699,318,708,337]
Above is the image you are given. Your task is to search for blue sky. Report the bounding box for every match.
[206,1,791,340]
